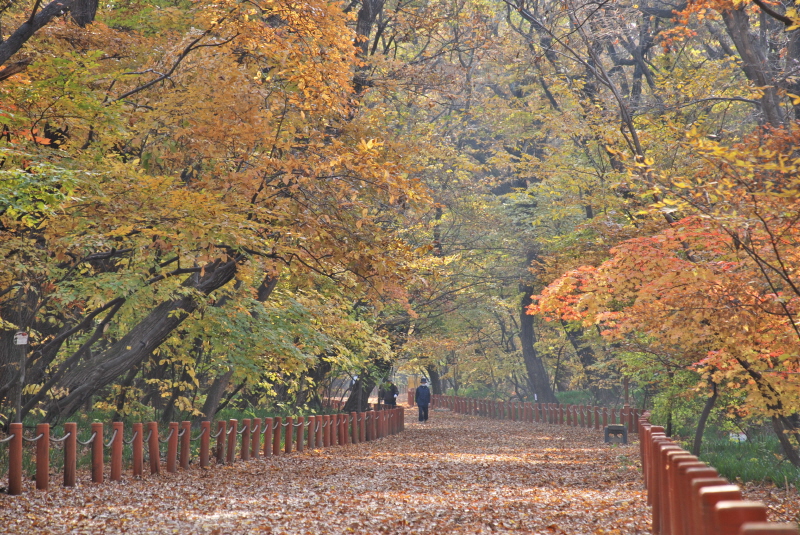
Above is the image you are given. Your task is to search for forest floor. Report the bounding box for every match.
[0,408,796,534]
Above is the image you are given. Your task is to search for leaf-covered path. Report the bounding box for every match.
[2,408,650,534]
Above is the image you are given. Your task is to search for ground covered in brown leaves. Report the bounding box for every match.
[5,408,648,534]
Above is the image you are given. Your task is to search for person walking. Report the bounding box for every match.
[383,381,399,408]
[415,377,431,422]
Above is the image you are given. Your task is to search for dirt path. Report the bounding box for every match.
[1,408,650,534]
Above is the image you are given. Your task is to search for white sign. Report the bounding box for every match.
[14,331,28,345]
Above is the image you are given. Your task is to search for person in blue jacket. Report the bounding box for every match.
[415,377,431,422]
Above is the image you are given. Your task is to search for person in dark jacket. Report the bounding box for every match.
[414,377,431,422]
[383,381,399,407]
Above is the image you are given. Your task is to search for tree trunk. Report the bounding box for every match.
[772,415,800,467]
[426,365,442,396]
[692,380,718,456]
[343,358,391,412]
[197,369,234,424]
[520,284,558,404]
[43,259,239,422]
[721,6,784,126]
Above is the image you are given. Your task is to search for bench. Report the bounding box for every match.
[604,424,628,444]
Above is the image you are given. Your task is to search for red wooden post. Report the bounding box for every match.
[8,422,23,495]
[252,418,261,459]
[148,422,160,474]
[322,415,330,446]
[263,418,273,458]
[677,465,716,535]
[665,451,695,535]
[35,423,49,491]
[111,421,123,481]
[350,412,359,444]
[92,422,104,483]
[342,414,349,444]
[372,410,378,440]
[132,422,143,477]
[740,524,800,535]
[654,440,682,534]
[215,420,226,464]
[307,417,315,450]
[200,421,210,468]
[669,456,703,535]
[226,419,237,464]
[179,421,191,470]
[64,422,77,487]
[167,422,179,473]
[241,419,251,461]
[272,417,282,456]
[296,416,304,453]
[284,417,293,453]
[316,415,324,448]
[359,412,366,443]
[699,486,743,533]
[714,501,767,535]
[688,478,730,535]
[331,415,339,446]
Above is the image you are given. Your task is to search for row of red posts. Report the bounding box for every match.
[438,395,799,533]
[0,406,404,496]
[639,414,798,535]
[433,394,641,432]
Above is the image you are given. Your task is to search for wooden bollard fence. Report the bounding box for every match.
[226,419,237,464]
[285,417,293,453]
[272,417,281,455]
[350,412,359,444]
[64,422,77,487]
[323,415,330,447]
[36,423,49,490]
[167,421,179,473]
[200,421,210,468]
[1,408,405,496]
[7,422,22,495]
[638,412,800,535]
[149,422,161,473]
[215,420,226,464]
[263,418,273,457]
[180,421,191,470]
[241,419,251,461]
[133,422,143,476]
[296,416,304,453]
[111,421,123,481]
[252,418,261,459]
[92,422,104,483]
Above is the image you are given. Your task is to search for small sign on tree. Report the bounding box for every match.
[14,331,28,345]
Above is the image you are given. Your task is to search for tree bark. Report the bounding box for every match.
[721,6,784,126]
[426,364,442,395]
[343,357,391,412]
[43,259,239,422]
[692,380,718,456]
[198,369,234,424]
[520,284,558,404]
